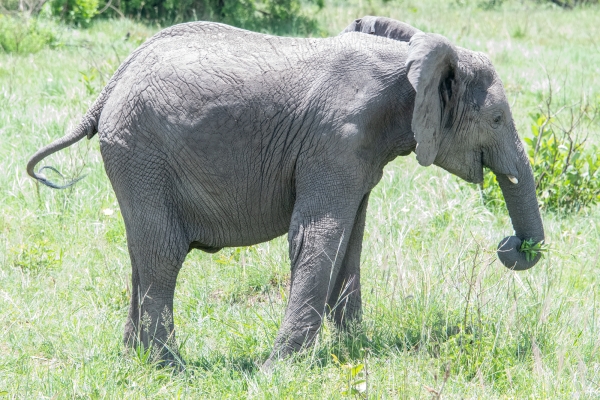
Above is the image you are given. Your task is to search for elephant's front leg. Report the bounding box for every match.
[267,204,361,362]
[327,193,369,328]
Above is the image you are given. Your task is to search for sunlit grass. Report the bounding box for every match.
[1,1,600,398]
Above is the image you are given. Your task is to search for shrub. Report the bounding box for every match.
[10,235,63,274]
[50,0,99,25]
[50,0,323,35]
[0,14,58,53]
[0,0,48,16]
[481,94,600,214]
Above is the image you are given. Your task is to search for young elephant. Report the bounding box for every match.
[340,15,422,41]
[28,22,544,366]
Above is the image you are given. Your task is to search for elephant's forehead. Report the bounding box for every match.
[455,48,506,105]
[457,48,497,79]
[483,79,507,105]
[468,78,506,109]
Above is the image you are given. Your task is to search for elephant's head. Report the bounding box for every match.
[405,32,544,270]
[340,16,421,42]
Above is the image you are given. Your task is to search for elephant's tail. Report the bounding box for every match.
[26,88,107,189]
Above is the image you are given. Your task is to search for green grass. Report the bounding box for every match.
[2,1,600,398]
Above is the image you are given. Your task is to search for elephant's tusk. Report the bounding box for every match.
[507,175,518,184]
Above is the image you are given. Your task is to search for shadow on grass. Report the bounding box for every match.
[309,318,464,367]
[186,353,262,374]
[180,316,463,375]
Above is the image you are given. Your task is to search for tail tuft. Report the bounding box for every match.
[34,166,87,189]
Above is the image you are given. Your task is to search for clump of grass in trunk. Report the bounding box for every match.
[519,238,548,262]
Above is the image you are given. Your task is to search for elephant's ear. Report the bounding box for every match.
[340,16,373,35]
[340,18,360,34]
[405,33,459,167]
[372,17,421,41]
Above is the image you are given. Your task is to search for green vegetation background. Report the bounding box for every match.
[1,0,600,398]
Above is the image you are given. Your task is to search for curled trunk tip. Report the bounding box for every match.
[497,236,541,271]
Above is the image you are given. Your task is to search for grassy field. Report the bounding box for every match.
[1,0,600,397]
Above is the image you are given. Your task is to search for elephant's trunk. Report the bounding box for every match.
[494,143,545,270]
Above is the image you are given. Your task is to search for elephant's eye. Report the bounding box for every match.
[491,114,503,128]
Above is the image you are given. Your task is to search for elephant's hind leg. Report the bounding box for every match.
[104,145,189,365]
[123,260,141,348]
[120,204,189,366]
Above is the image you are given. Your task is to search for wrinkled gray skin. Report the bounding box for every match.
[340,15,422,41]
[27,21,544,366]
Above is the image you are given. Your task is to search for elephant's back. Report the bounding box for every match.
[97,22,412,162]
[103,21,409,102]
[130,22,309,77]
[98,23,307,137]
[97,21,411,161]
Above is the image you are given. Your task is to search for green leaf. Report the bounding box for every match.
[350,363,364,378]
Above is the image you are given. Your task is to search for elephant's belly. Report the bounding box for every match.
[166,122,300,248]
[177,167,296,249]
[185,201,293,249]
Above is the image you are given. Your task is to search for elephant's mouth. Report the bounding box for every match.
[434,150,484,184]
[475,151,486,183]
[465,151,484,184]
[480,149,520,186]
[473,160,484,184]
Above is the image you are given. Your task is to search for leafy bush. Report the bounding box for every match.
[481,98,600,214]
[465,0,600,9]
[50,0,99,25]
[0,0,49,16]
[0,14,57,53]
[48,0,322,35]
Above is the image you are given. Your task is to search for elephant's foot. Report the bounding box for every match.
[330,295,362,330]
[124,334,185,370]
[123,317,139,348]
[122,308,185,369]
[264,324,321,368]
[328,276,363,330]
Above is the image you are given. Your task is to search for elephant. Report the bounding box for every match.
[340,15,422,41]
[27,21,544,367]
